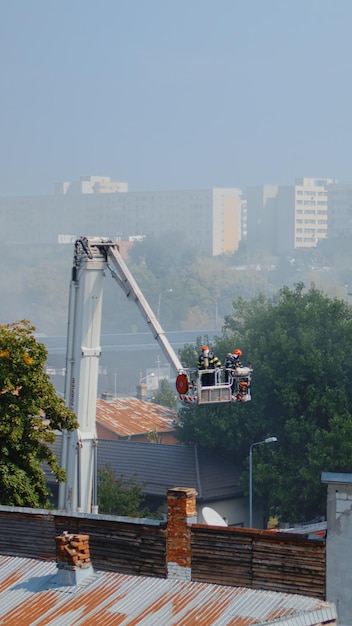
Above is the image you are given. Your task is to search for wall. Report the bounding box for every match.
[191,525,326,599]
[0,507,167,578]
[0,498,326,600]
[322,472,352,626]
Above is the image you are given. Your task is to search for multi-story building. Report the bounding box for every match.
[246,177,336,256]
[327,183,352,239]
[55,175,128,195]
[246,185,278,256]
[0,176,242,256]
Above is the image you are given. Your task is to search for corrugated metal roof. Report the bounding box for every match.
[321,471,352,484]
[0,555,336,625]
[96,397,178,437]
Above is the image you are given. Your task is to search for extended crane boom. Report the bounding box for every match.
[58,237,183,514]
[59,237,252,514]
[105,243,183,374]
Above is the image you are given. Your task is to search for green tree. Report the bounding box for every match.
[0,320,78,508]
[151,378,177,409]
[98,464,163,518]
[177,283,352,523]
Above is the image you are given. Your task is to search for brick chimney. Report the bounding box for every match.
[55,532,94,585]
[166,487,198,581]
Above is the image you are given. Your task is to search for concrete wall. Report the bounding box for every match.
[322,472,352,625]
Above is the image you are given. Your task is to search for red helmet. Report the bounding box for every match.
[202,345,209,352]
[233,348,242,357]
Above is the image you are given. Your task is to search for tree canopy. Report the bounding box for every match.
[0,320,78,508]
[98,464,163,518]
[151,378,177,409]
[177,283,352,523]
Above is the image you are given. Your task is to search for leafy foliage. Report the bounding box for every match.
[177,283,352,523]
[98,464,163,518]
[151,378,177,409]
[0,320,78,507]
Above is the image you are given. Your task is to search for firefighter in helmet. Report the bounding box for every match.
[225,348,243,390]
[197,345,221,386]
[225,348,242,369]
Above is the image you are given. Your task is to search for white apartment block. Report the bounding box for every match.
[0,177,242,257]
[247,178,336,256]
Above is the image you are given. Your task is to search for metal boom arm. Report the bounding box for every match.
[59,237,183,514]
[104,243,183,374]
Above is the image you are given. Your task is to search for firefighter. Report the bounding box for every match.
[226,348,242,369]
[225,348,242,390]
[197,345,221,386]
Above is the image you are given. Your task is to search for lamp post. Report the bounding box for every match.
[249,436,278,528]
[157,289,173,323]
[139,372,155,386]
[137,372,155,400]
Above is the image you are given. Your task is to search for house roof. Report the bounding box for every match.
[0,554,336,625]
[47,438,243,502]
[96,397,177,437]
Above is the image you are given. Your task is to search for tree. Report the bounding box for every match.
[98,464,163,518]
[0,320,78,508]
[177,283,352,523]
[151,378,177,409]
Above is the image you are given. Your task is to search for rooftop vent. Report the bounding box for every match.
[101,392,114,402]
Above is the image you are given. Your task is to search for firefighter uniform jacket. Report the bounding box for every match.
[197,351,221,370]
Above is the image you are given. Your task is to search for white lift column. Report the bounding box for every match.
[58,242,104,513]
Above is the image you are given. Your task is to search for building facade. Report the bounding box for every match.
[246,177,336,256]
[0,176,242,256]
[327,182,352,239]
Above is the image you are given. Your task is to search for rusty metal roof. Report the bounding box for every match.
[0,555,336,625]
[96,397,178,437]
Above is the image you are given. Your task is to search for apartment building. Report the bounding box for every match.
[0,176,242,256]
[246,177,336,256]
[55,175,128,195]
[327,183,352,238]
[246,185,279,256]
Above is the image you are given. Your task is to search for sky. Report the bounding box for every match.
[1,0,352,196]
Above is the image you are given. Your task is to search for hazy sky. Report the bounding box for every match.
[1,0,352,196]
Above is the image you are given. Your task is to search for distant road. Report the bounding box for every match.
[40,330,220,355]
[40,330,221,396]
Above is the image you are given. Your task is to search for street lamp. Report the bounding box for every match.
[137,372,155,400]
[249,436,278,529]
[157,289,173,322]
[139,372,155,385]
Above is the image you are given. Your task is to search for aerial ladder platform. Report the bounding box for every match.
[58,237,252,514]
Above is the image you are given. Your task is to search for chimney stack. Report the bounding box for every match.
[55,532,94,585]
[167,487,198,581]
